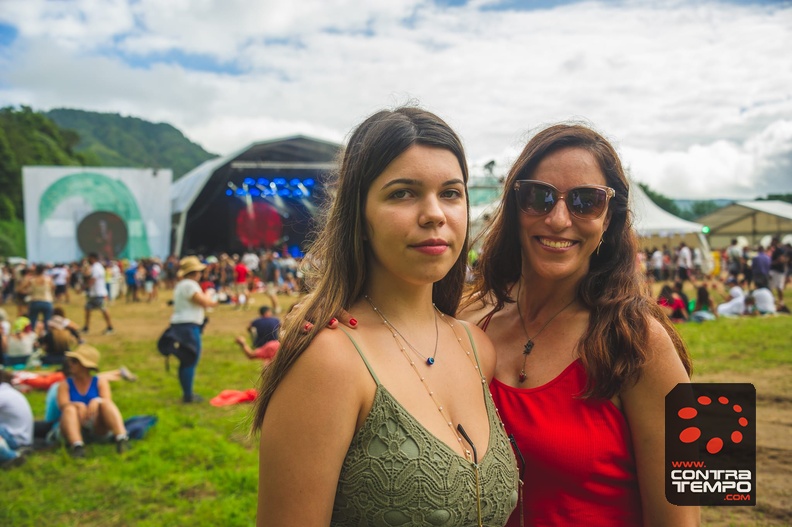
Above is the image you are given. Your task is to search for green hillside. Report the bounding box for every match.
[0,106,96,219]
[0,106,217,257]
[46,108,216,179]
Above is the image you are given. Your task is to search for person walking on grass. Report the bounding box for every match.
[233,255,250,309]
[24,264,55,328]
[82,253,114,335]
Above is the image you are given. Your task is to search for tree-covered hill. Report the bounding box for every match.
[46,108,216,180]
[0,106,217,256]
[0,106,99,221]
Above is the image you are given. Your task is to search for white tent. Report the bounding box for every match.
[629,184,705,237]
[630,184,714,273]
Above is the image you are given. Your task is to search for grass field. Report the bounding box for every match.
[1,288,790,526]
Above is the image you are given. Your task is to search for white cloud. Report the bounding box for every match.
[1,0,791,199]
[624,119,792,200]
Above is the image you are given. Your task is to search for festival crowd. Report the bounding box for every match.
[1,108,790,527]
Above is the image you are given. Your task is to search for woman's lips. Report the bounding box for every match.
[411,240,450,255]
[411,244,449,255]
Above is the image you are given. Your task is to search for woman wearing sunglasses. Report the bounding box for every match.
[461,124,698,526]
[251,107,518,526]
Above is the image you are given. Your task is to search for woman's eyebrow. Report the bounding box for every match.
[380,177,465,190]
[380,178,421,190]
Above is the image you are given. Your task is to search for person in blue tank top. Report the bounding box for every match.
[57,344,129,458]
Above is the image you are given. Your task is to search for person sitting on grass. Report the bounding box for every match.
[690,284,718,322]
[716,276,746,317]
[234,306,280,365]
[750,274,777,315]
[57,344,129,458]
[4,316,39,367]
[0,368,34,469]
[657,284,688,323]
[37,307,81,366]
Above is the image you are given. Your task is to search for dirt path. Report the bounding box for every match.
[697,367,792,526]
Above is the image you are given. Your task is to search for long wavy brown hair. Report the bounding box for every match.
[251,107,470,432]
[465,123,691,398]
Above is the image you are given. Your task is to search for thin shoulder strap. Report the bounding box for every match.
[338,327,381,386]
[478,309,496,331]
[459,321,484,374]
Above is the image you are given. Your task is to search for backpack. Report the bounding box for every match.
[156,325,198,371]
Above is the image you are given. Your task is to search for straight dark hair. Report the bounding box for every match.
[251,107,470,432]
[465,123,691,398]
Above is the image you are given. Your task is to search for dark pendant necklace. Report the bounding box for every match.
[515,289,575,383]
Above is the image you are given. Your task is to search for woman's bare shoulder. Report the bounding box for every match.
[457,294,497,325]
[281,327,376,394]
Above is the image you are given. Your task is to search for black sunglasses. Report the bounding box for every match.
[513,180,615,220]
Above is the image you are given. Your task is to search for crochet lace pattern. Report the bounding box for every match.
[331,384,519,526]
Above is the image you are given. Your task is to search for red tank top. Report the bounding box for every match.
[490,360,643,527]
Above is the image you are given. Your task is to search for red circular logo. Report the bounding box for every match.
[677,394,748,454]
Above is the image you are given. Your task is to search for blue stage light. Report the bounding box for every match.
[304,178,315,186]
[225,189,233,196]
[250,188,261,197]
[278,189,290,197]
[236,188,245,196]
[294,189,303,197]
[243,177,255,186]
[257,178,269,185]
[274,178,287,186]
[290,178,300,186]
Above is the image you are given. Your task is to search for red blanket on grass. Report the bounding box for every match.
[210,389,257,407]
[17,371,66,390]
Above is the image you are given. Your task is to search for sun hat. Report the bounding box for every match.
[65,344,101,369]
[177,256,206,278]
[12,316,31,334]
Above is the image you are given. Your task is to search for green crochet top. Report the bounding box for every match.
[331,327,519,526]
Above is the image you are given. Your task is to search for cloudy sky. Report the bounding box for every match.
[1,0,791,199]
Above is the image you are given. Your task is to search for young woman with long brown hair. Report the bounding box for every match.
[251,107,518,526]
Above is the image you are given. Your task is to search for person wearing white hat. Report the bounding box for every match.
[57,344,128,458]
[169,256,217,403]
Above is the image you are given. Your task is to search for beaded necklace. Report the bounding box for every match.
[364,295,488,526]
[365,295,439,366]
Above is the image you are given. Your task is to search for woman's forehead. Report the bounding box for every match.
[531,148,606,187]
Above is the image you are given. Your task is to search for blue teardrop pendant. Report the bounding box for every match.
[426,357,435,366]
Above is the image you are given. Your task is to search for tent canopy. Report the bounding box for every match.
[171,135,340,255]
[171,135,339,216]
[629,184,705,237]
[696,201,792,247]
